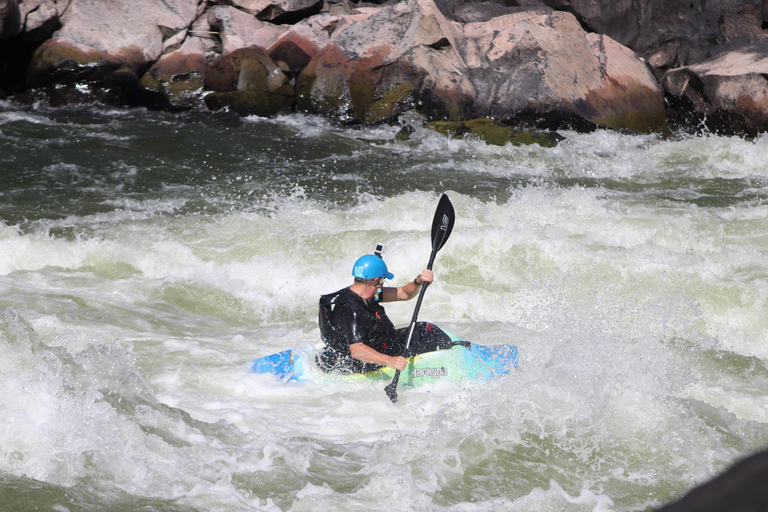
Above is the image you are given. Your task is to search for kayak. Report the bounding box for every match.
[251,331,518,387]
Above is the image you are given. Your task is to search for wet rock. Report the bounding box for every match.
[203,89,295,117]
[27,39,126,87]
[295,44,369,122]
[205,46,292,93]
[662,39,768,137]
[296,0,477,124]
[426,117,564,146]
[138,15,216,110]
[139,51,207,110]
[26,0,203,95]
[394,124,415,141]
[203,46,295,116]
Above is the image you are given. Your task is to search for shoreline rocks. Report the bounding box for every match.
[2,0,768,139]
[662,39,768,138]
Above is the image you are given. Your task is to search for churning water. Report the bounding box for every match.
[2,101,768,511]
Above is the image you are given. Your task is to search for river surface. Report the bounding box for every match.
[2,100,768,512]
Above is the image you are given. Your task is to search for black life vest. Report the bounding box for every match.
[317,287,396,373]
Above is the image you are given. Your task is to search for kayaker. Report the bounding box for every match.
[316,253,454,374]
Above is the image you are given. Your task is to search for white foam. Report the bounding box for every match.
[2,114,768,511]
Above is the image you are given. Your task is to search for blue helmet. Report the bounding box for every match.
[352,254,394,280]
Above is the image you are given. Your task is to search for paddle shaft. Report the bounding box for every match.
[401,248,438,354]
[384,194,454,403]
[384,205,451,402]
[384,265,432,401]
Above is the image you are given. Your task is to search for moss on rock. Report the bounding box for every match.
[427,118,565,147]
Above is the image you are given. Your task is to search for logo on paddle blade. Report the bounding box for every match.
[440,214,449,231]
[413,367,448,378]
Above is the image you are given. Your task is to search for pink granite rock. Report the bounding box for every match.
[663,40,768,136]
[207,5,287,54]
[297,3,665,130]
[27,0,203,87]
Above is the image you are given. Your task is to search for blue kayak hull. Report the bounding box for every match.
[252,333,517,387]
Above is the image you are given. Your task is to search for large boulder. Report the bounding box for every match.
[296,0,476,124]
[27,0,203,92]
[138,15,218,110]
[435,0,765,75]
[297,2,664,131]
[400,45,475,122]
[266,13,338,78]
[456,10,666,132]
[583,33,668,132]
[540,0,765,73]
[662,39,768,137]
[203,46,295,116]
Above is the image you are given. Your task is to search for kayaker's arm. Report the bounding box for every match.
[381,269,433,302]
[349,342,407,371]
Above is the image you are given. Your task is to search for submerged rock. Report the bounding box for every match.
[425,118,565,147]
[203,89,295,116]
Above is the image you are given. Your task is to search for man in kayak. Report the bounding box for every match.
[316,253,454,374]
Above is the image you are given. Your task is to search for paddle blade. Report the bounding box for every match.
[384,373,400,403]
[430,194,455,253]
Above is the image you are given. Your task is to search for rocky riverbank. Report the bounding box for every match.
[1,0,767,138]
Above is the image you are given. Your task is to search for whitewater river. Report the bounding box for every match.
[1,101,768,511]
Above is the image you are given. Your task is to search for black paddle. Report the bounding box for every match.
[385,193,455,403]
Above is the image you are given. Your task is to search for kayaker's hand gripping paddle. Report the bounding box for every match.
[385,194,455,403]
